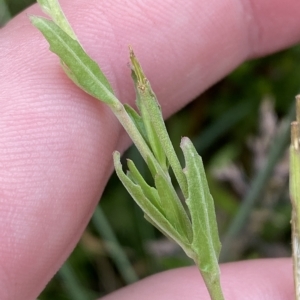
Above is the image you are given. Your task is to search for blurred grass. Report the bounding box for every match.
[220,103,294,262]
[3,1,300,299]
[0,0,11,26]
[4,0,35,17]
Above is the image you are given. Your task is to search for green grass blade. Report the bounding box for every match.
[58,262,91,300]
[193,101,252,155]
[30,16,119,107]
[0,0,11,26]
[92,206,139,284]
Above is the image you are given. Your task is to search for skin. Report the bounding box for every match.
[0,0,300,299]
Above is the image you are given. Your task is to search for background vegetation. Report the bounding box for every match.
[1,1,299,299]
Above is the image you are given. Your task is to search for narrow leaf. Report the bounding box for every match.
[129,48,188,198]
[181,137,221,268]
[130,48,168,172]
[113,151,191,251]
[36,0,77,40]
[30,16,119,107]
[144,214,193,258]
[145,155,160,179]
[155,174,193,243]
[124,104,148,144]
[127,159,162,212]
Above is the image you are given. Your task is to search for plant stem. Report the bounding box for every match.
[291,96,300,300]
[195,261,224,300]
[110,104,163,174]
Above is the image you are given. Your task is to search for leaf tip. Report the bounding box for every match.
[180,136,193,150]
[29,15,42,25]
[129,46,147,85]
[113,151,121,162]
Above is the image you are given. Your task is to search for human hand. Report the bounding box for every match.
[1,0,299,299]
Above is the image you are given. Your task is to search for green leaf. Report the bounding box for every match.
[143,214,193,258]
[145,155,160,179]
[181,137,221,268]
[126,159,162,212]
[36,0,77,40]
[124,104,148,144]
[129,48,188,198]
[113,151,191,252]
[155,173,193,243]
[130,48,168,172]
[30,16,119,108]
